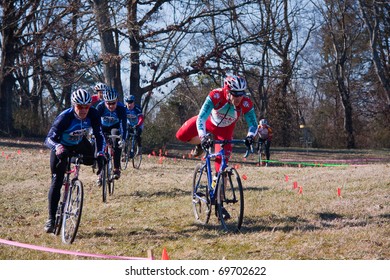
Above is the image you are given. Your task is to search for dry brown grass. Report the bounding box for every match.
[0,138,389,260]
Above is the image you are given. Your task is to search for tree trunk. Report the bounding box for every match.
[91,0,123,99]
[127,0,143,106]
[0,1,17,135]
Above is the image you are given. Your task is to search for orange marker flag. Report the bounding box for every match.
[242,174,247,180]
[285,175,289,182]
[293,181,298,189]
[337,187,341,197]
[17,150,21,155]
[298,186,303,194]
[161,248,170,260]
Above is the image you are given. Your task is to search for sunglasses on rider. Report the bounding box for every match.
[230,91,245,97]
[106,101,117,106]
[127,100,134,104]
[75,104,91,110]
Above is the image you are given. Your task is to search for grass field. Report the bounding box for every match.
[0,138,389,260]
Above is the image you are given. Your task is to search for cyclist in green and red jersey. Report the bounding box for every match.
[176,75,258,172]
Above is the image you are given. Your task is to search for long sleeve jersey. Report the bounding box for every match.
[196,88,258,138]
[45,107,105,153]
[96,101,127,140]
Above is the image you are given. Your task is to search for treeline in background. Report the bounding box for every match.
[1,0,389,149]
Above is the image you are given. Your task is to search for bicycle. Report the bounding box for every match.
[54,152,84,244]
[122,126,142,170]
[101,134,120,202]
[192,137,252,232]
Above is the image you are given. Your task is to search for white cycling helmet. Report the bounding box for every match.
[71,88,92,105]
[224,75,247,96]
[259,119,268,126]
[94,82,108,91]
[103,87,118,102]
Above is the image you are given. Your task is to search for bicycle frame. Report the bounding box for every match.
[204,139,245,202]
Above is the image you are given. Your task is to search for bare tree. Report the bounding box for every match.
[358,0,390,109]
[90,0,123,96]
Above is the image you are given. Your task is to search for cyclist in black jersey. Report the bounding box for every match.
[43,88,105,233]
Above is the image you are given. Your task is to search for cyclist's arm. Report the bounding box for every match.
[243,107,258,137]
[136,105,144,127]
[137,114,144,127]
[196,96,214,138]
[90,108,106,153]
[268,126,273,141]
[45,110,71,151]
[120,107,127,141]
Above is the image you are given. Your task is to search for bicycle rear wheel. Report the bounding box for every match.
[101,162,107,203]
[192,163,211,225]
[122,139,130,170]
[217,167,244,232]
[62,179,84,244]
[132,144,142,169]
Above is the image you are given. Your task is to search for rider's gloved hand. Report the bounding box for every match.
[55,144,67,159]
[245,135,254,147]
[118,140,123,149]
[200,134,212,151]
[96,152,106,175]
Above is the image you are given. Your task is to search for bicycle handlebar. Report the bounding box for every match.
[204,138,253,158]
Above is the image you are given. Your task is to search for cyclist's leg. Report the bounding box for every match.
[212,126,233,172]
[46,150,67,232]
[265,140,271,163]
[111,128,122,178]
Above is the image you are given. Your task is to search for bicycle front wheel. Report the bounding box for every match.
[132,144,142,169]
[62,179,84,244]
[107,156,115,196]
[192,163,211,225]
[217,167,244,232]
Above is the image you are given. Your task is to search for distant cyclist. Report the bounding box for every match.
[125,95,144,155]
[44,88,105,233]
[91,82,108,107]
[257,118,273,166]
[96,87,127,182]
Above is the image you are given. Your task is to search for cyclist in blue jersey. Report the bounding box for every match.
[44,88,106,233]
[124,95,144,155]
[96,87,127,181]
